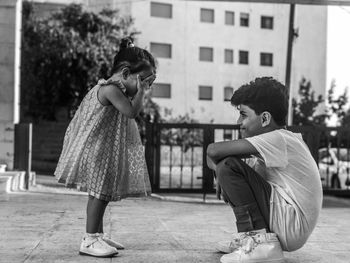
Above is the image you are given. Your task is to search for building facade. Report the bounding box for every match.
[32,0,328,124]
[112,0,328,124]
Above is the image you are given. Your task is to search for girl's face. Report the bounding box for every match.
[124,67,156,97]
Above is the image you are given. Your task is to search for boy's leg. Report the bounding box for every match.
[216,157,271,232]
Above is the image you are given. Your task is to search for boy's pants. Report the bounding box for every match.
[216,157,272,232]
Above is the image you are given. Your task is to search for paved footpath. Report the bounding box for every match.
[1,179,350,263]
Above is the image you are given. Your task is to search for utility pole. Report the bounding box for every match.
[286,3,295,126]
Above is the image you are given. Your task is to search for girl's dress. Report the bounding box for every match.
[54,79,151,201]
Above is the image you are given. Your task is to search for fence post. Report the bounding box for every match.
[145,121,155,190]
[202,126,215,201]
[14,123,32,190]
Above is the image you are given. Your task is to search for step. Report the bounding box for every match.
[0,171,36,193]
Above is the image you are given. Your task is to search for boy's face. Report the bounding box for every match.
[237,104,264,138]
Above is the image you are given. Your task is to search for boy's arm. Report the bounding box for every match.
[206,139,258,167]
[207,139,259,201]
[206,155,217,170]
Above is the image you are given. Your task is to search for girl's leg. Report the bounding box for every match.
[97,204,108,233]
[216,157,271,232]
[86,195,109,234]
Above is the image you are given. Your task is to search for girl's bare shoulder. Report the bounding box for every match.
[97,79,127,106]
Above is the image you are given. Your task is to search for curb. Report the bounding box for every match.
[150,193,226,204]
[0,171,36,193]
[3,173,225,204]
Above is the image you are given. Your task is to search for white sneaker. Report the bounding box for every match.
[99,233,125,250]
[79,233,118,258]
[216,229,267,253]
[220,233,284,263]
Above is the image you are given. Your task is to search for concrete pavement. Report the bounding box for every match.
[1,175,350,263]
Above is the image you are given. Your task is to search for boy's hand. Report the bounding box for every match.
[216,181,222,200]
[216,181,229,203]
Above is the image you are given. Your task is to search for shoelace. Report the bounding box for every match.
[239,232,261,254]
[229,234,245,248]
[85,237,108,248]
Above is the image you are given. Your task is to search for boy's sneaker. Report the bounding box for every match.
[79,233,118,258]
[220,232,284,263]
[99,233,125,250]
[216,229,267,253]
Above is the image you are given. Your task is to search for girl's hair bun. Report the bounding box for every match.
[120,36,135,50]
[111,36,156,75]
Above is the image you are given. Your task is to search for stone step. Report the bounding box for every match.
[0,171,36,193]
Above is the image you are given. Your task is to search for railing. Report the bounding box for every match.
[145,122,350,197]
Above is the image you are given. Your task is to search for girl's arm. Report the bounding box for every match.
[206,139,258,166]
[101,75,150,118]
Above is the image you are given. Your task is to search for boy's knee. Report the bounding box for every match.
[216,156,242,178]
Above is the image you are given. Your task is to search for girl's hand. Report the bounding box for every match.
[137,74,155,92]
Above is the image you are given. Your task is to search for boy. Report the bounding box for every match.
[206,77,322,263]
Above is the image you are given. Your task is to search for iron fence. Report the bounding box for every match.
[145,122,350,197]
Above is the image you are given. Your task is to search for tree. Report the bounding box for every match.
[342,109,350,127]
[292,78,328,126]
[159,109,203,152]
[327,80,349,126]
[21,2,136,120]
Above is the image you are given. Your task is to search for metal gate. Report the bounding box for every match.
[145,122,350,197]
[145,122,240,195]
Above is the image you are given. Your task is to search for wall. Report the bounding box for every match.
[32,121,69,174]
[0,0,21,170]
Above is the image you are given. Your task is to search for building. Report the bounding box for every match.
[30,0,328,124]
[0,0,22,169]
[0,0,329,171]
[112,0,328,124]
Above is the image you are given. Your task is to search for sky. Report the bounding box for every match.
[327,5,350,124]
[327,6,350,97]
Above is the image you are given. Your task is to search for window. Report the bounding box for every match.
[150,2,172,18]
[261,16,273,29]
[151,83,171,98]
[150,42,172,58]
[199,47,213,62]
[224,49,233,64]
[225,11,234,25]
[224,86,233,101]
[239,50,249,64]
[260,52,273,66]
[200,8,214,23]
[199,86,213,100]
[240,13,249,27]
[223,129,233,140]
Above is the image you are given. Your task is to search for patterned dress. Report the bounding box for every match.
[54,79,151,201]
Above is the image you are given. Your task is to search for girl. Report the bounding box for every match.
[54,37,156,258]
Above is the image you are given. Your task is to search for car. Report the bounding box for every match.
[318,148,350,189]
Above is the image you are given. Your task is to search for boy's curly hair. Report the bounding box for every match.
[231,77,288,126]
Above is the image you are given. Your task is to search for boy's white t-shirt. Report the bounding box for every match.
[245,129,323,252]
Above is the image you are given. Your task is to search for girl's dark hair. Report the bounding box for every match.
[111,37,156,74]
[231,77,288,126]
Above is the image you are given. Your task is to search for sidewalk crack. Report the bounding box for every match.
[22,210,66,263]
